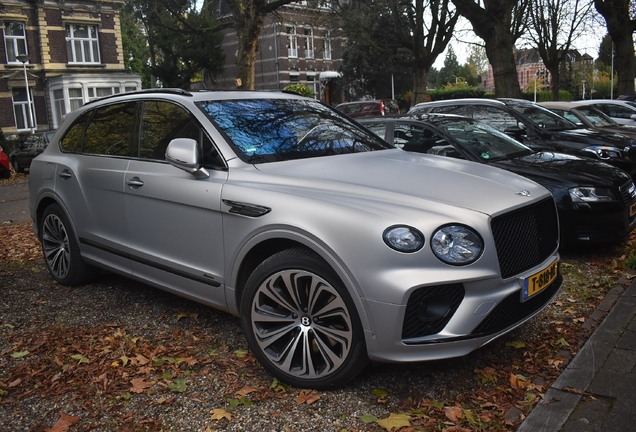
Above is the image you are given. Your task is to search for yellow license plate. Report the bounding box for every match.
[630,202,636,217]
[523,259,558,300]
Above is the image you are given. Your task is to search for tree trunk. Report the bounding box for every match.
[594,0,636,96]
[483,29,521,98]
[413,68,429,105]
[236,27,260,89]
[613,34,635,95]
[451,0,522,98]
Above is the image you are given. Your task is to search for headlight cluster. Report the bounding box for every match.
[569,186,616,203]
[583,145,623,160]
[383,224,483,265]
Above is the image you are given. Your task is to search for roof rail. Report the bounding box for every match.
[83,88,193,106]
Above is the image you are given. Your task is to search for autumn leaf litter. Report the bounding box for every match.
[1,207,635,431]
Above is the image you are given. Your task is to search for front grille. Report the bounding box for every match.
[491,198,558,279]
[471,273,563,336]
[627,146,636,161]
[402,284,465,339]
[619,180,636,203]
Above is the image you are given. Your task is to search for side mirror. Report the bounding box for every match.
[166,138,209,179]
[630,114,636,120]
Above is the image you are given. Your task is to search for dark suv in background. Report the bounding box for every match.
[408,98,636,177]
[335,99,400,118]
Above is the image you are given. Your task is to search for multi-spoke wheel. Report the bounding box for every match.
[241,248,368,389]
[40,204,96,286]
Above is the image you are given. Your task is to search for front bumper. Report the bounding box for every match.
[362,256,562,363]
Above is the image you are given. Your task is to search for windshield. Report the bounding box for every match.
[576,106,617,127]
[198,98,390,163]
[437,118,534,161]
[511,104,579,131]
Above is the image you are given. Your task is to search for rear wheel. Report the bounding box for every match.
[40,204,96,286]
[241,248,368,389]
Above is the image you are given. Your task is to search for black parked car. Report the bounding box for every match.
[539,101,636,140]
[408,98,636,177]
[359,114,636,247]
[10,131,56,173]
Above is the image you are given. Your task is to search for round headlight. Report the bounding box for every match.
[383,225,424,252]
[431,225,483,265]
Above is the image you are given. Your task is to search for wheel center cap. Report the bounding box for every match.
[301,316,311,326]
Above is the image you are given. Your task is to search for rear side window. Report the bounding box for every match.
[60,111,92,152]
[472,106,520,132]
[83,102,137,156]
[430,105,469,116]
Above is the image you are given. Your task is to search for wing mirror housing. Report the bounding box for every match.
[166,138,210,179]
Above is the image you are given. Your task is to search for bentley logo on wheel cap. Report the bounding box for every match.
[516,190,531,197]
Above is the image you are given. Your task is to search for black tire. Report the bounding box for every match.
[240,248,368,390]
[11,159,23,173]
[40,203,96,286]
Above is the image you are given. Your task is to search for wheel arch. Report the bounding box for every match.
[229,232,373,334]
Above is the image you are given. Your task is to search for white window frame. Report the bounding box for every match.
[12,87,36,131]
[4,21,28,63]
[323,30,332,61]
[306,72,317,98]
[287,26,298,58]
[66,24,101,64]
[304,27,314,59]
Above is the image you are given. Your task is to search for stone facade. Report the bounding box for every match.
[0,0,141,135]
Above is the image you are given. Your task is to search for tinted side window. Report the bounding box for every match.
[363,123,387,140]
[601,104,634,119]
[393,123,462,158]
[60,111,93,152]
[472,106,520,132]
[141,101,225,169]
[141,101,199,160]
[430,105,469,116]
[83,102,137,156]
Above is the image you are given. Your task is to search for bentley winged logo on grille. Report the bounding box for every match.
[516,190,531,197]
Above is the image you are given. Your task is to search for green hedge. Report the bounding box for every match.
[428,89,572,102]
[427,87,486,101]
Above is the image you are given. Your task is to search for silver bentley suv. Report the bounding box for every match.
[29,89,562,389]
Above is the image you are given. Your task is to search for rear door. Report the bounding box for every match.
[124,100,229,307]
[54,102,136,273]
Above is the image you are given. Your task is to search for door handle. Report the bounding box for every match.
[58,170,72,179]
[126,177,144,187]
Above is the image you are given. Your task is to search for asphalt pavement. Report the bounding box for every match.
[518,276,636,432]
[0,176,30,225]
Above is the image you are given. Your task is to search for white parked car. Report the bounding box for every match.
[29,89,561,389]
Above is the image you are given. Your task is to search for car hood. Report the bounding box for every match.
[595,125,636,139]
[489,152,630,189]
[553,128,632,147]
[250,149,548,217]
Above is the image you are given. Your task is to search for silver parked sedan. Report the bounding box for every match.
[29,89,562,389]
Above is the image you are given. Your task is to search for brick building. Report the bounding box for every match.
[0,0,141,136]
[206,1,345,105]
[480,48,591,94]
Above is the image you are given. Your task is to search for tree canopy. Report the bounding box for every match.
[123,0,225,89]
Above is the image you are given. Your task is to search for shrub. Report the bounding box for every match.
[283,84,315,99]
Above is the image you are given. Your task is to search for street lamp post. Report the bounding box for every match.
[582,79,586,100]
[15,54,35,133]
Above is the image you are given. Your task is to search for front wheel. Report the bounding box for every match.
[40,203,96,286]
[241,248,368,390]
[11,159,23,173]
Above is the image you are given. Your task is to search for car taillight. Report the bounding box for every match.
[380,101,385,115]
